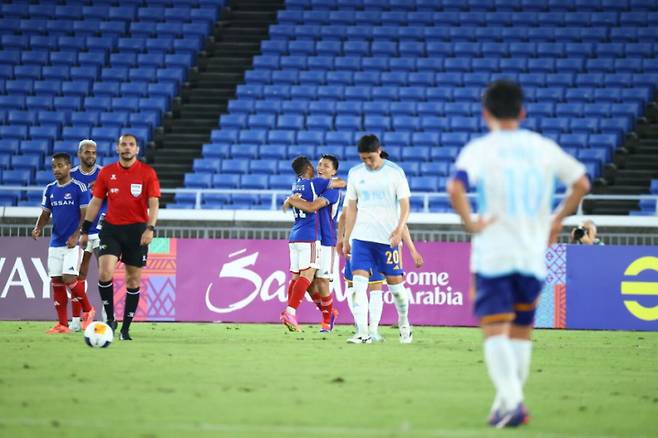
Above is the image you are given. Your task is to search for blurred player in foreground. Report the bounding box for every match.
[448,80,590,427]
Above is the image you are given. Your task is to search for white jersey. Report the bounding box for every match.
[455,129,585,279]
[346,160,411,245]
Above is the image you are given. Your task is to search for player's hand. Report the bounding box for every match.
[342,239,351,257]
[31,227,41,240]
[66,232,79,248]
[140,229,154,246]
[548,218,563,245]
[79,234,89,250]
[464,215,496,234]
[411,251,424,268]
[336,240,344,257]
[389,227,403,247]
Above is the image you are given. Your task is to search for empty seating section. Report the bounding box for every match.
[178,0,658,210]
[0,0,224,205]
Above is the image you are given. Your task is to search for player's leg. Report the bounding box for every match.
[281,242,319,332]
[46,247,70,333]
[475,275,525,428]
[307,279,323,312]
[97,224,121,331]
[315,245,336,331]
[506,275,542,424]
[118,223,150,340]
[367,280,385,341]
[72,235,98,326]
[379,244,411,343]
[348,239,374,343]
[61,246,95,330]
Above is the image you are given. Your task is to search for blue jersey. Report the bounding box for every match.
[318,188,343,247]
[71,164,106,234]
[288,177,330,242]
[41,179,90,248]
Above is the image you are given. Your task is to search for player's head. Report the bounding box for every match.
[116,134,139,162]
[291,155,314,178]
[317,154,338,179]
[51,152,72,182]
[77,139,97,168]
[357,134,385,170]
[482,80,525,129]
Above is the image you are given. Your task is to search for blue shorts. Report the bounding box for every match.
[350,239,405,279]
[344,257,385,284]
[474,273,543,326]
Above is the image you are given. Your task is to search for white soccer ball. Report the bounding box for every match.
[84,322,113,348]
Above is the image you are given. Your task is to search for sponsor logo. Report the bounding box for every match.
[110,188,119,194]
[110,174,117,180]
[621,256,658,321]
[64,192,72,200]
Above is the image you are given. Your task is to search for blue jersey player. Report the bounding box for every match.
[285,154,345,333]
[280,155,345,332]
[32,153,96,334]
[70,139,106,327]
[448,80,589,427]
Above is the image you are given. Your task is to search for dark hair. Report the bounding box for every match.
[118,133,139,145]
[482,80,524,120]
[51,152,71,165]
[380,150,390,159]
[291,155,313,177]
[357,134,381,153]
[320,153,339,171]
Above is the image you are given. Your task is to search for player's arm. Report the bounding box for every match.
[390,197,409,247]
[140,196,159,246]
[336,209,346,256]
[402,225,424,268]
[549,175,590,244]
[328,177,346,189]
[447,178,493,234]
[32,209,51,240]
[66,206,87,248]
[287,196,329,213]
[342,199,357,256]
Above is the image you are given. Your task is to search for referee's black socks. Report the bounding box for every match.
[98,280,114,323]
[122,287,140,335]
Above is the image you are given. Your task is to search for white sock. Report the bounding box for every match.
[368,290,383,335]
[71,317,80,324]
[510,339,532,385]
[285,306,296,315]
[351,275,369,338]
[484,335,523,413]
[345,285,355,316]
[388,282,409,327]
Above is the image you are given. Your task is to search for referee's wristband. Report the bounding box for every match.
[80,220,93,235]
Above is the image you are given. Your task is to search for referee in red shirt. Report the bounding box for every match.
[80,134,160,340]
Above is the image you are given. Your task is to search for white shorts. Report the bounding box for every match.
[85,234,100,253]
[47,246,83,277]
[289,241,320,273]
[316,245,336,280]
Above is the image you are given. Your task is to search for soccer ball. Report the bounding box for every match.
[84,322,113,348]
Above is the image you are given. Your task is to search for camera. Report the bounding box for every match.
[572,226,588,241]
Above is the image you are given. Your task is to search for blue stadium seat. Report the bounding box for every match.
[410,176,439,192]
[402,147,430,162]
[249,160,278,175]
[240,174,269,190]
[221,159,250,175]
[230,144,259,159]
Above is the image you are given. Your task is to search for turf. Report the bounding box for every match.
[0,322,656,438]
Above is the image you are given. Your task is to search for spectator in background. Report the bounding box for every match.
[570,219,604,245]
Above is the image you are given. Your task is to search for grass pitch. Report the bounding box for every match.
[0,322,656,438]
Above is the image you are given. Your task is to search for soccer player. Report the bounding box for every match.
[342,135,412,344]
[280,155,345,332]
[70,139,106,330]
[79,134,161,341]
[337,209,423,341]
[448,80,590,427]
[32,153,96,334]
[285,154,343,333]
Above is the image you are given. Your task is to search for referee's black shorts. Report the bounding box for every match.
[99,222,148,268]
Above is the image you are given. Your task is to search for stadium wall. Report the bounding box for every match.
[1,237,656,331]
